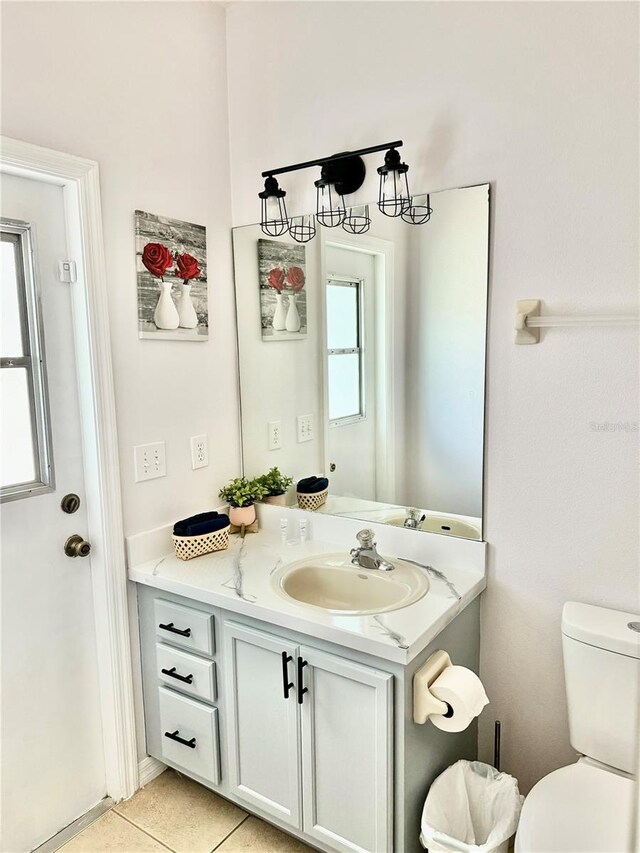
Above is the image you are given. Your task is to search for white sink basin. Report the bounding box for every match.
[271,553,429,615]
[384,514,481,539]
[421,516,480,539]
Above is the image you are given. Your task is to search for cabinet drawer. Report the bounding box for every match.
[155,599,214,656]
[156,643,216,704]
[159,687,220,785]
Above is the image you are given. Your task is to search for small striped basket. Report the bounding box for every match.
[172,524,230,561]
[296,489,328,511]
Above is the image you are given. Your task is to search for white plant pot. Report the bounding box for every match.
[154,280,179,330]
[273,293,287,331]
[285,293,301,333]
[177,282,198,329]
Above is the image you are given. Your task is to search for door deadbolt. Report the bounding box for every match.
[61,493,81,514]
[329,462,336,472]
[64,535,91,558]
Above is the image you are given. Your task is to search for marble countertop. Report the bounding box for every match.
[128,530,486,665]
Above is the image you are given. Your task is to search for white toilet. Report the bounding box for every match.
[515,602,639,853]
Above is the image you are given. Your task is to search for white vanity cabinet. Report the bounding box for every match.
[225,622,393,853]
[298,645,393,853]
[136,584,480,853]
[224,622,302,828]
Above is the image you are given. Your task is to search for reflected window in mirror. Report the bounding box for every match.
[327,278,364,425]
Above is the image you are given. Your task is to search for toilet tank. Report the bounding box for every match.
[562,602,640,774]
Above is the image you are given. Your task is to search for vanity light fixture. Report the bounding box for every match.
[377,147,411,217]
[288,214,317,244]
[401,193,433,225]
[315,173,347,228]
[259,140,429,241]
[342,204,371,235]
[258,176,289,237]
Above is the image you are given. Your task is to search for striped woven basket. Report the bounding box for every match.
[172,525,230,561]
[296,489,328,511]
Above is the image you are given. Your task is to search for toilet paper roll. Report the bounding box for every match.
[429,665,489,732]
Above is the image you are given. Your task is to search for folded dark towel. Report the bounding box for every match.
[173,512,230,537]
[297,476,329,494]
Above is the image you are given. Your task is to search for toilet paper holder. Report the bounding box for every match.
[413,649,454,725]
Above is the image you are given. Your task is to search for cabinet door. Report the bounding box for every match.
[225,622,301,828]
[299,647,393,853]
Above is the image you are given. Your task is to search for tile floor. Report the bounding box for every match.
[59,770,313,853]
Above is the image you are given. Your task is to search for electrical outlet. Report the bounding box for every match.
[268,420,282,450]
[190,435,209,470]
[134,441,166,482]
[297,414,313,443]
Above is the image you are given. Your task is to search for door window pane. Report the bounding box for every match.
[326,283,359,350]
[1,220,53,500]
[1,368,36,486]
[1,235,25,357]
[328,353,361,421]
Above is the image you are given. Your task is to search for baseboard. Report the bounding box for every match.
[138,756,167,788]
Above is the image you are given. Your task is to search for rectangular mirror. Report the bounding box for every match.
[232,183,489,539]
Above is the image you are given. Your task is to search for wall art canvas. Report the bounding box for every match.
[136,209,208,341]
[258,238,307,341]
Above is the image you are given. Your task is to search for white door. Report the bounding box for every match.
[299,646,393,853]
[224,622,302,828]
[1,174,106,852]
[325,246,377,500]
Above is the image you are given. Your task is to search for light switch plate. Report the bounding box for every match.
[190,435,209,469]
[297,414,313,443]
[134,442,166,482]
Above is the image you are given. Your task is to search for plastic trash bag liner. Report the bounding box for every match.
[420,760,524,853]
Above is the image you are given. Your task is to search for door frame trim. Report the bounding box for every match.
[0,136,138,801]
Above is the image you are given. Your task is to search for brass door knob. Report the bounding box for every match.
[64,534,91,558]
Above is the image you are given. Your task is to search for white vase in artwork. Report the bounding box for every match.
[154,280,179,330]
[177,283,198,329]
[273,292,287,331]
[285,293,301,333]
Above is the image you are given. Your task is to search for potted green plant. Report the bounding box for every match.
[257,467,294,506]
[218,476,268,526]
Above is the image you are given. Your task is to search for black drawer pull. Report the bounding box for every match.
[159,621,191,638]
[164,729,196,749]
[297,656,308,705]
[281,652,294,699]
[161,666,194,685]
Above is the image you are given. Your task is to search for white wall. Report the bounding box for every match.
[225,1,639,792]
[1,1,240,537]
[1,0,239,761]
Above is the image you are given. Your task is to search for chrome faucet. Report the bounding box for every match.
[350,529,394,572]
[403,508,426,530]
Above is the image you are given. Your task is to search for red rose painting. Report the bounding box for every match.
[136,210,208,342]
[286,266,305,293]
[268,268,285,292]
[258,239,306,341]
[175,252,201,282]
[141,242,173,279]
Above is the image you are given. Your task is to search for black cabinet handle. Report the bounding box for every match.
[164,729,196,749]
[281,652,294,699]
[297,656,308,704]
[159,622,191,638]
[161,666,194,685]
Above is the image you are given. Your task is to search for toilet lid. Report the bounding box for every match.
[515,761,635,853]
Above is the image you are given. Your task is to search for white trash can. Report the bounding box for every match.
[420,760,523,853]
